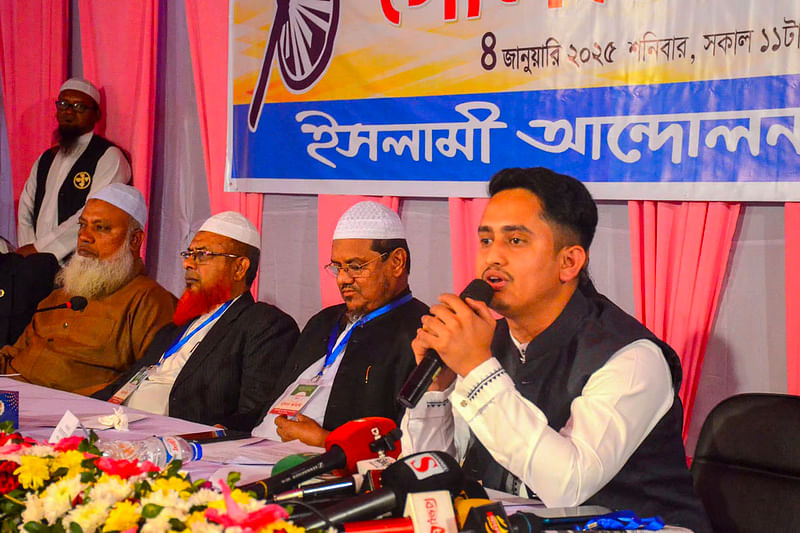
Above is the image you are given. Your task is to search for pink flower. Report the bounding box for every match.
[53,436,84,452]
[205,479,288,529]
[95,457,157,479]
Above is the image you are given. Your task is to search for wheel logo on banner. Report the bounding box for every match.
[248,0,341,132]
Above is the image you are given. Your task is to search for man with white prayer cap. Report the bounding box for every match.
[1,183,175,395]
[16,77,131,262]
[252,201,428,446]
[96,211,300,431]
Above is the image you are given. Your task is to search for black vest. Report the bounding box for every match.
[32,134,120,233]
[463,284,711,533]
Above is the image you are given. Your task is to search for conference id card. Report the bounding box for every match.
[269,382,321,417]
[108,366,151,405]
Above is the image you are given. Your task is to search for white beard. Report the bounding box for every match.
[57,243,137,300]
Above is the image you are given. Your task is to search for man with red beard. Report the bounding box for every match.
[1,184,175,395]
[96,212,299,432]
[16,78,131,262]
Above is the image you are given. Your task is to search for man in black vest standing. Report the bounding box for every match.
[401,168,711,532]
[16,77,131,262]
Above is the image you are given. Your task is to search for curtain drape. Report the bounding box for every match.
[0,1,67,214]
[448,197,489,293]
[317,195,400,308]
[785,203,800,394]
[629,200,740,439]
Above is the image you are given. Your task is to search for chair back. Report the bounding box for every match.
[690,392,800,532]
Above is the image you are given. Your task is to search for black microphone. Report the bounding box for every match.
[240,417,401,498]
[294,450,465,530]
[398,279,494,409]
[270,474,364,503]
[34,296,88,313]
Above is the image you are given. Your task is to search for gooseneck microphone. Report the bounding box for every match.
[240,417,401,499]
[398,279,494,409]
[34,296,88,313]
[294,450,465,530]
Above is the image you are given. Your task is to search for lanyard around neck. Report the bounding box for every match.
[159,300,233,365]
[318,292,413,377]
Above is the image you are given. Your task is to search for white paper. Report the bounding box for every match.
[81,411,147,430]
[49,410,80,443]
[202,438,323,466]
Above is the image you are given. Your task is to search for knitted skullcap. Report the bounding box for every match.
[89,184,147,229]
[198,211,261,249]
[60,78,100,106]
[333,201,405,240]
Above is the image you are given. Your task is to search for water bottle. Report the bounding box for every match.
[97,436,203,468]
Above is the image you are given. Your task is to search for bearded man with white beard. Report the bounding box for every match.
[0,184,175,395]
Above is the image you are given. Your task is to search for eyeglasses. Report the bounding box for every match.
[180,249,241,263]
[324,252,388,278]
[55,99,96,113]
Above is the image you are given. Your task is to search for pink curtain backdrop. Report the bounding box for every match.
[449,197,489,293]
[78,0,158,212]
[0,1,67,210]
[785,203,800,394]
[629,200,740,439]
[317,195,400,308]
[184,0,263,298]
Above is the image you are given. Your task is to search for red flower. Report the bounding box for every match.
[54,436,84,452]
[95,457,156,479]
[0,461,20,494]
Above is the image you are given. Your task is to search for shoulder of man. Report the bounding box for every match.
[232,298,299,331]
[124,274,178,305]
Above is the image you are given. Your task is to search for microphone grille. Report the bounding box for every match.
[69,296,88,311]
[459,279,493,305]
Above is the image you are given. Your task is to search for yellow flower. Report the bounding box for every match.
[230,488,252,506]
[152,476,193,498]
[185,510,206,526]
[50,449,85,478]
[103,500,141,532]
[259,519,306,533]
[14,455,50,490]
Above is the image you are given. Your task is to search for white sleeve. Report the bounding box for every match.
[16,159,41,247]
[33,147,132,260]
[454,339,674,507]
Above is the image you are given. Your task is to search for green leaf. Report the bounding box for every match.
[22,522,48,533]
[164,460,183,478]
[141,503,164,519]
[69,523,84,533]
[0,421,14,434]
[226,471,241,489]
[50,467,68,479]
[168,518,186,531]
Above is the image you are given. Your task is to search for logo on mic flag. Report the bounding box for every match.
[406,453,448,480]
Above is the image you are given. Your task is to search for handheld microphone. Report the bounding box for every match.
[270,474,364,503]
[34,296,88,313]
[294,450,464,530]
[240,417,401,498]
[398,279,494,408]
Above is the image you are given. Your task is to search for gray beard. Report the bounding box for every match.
[56,244,137,300]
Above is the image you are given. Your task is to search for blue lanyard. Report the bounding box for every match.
[159,300,233,364]
[319,293,413,377]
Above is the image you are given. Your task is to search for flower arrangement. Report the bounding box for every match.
[0,423,304,533]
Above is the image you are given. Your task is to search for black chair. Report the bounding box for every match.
[690,393,800,532]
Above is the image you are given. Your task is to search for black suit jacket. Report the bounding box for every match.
[96,292,299,431]
[262,293,428,430]
[0,252,59,347]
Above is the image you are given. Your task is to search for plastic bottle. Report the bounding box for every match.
[97,436,203,468]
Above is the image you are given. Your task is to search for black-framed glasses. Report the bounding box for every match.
[55,99,96,113]
[180,249,241,263]
[324,252,388,278]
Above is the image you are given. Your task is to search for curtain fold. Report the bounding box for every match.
[629,200,740,439]
[184,0,263,298]
[785,203,800,394]
[448,197,489,293]
[78,0,158,212]
[317,195,400,308]
[0,1,67,215]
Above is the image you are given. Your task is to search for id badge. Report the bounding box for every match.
[269,381,322,417]
[108,366,152,405]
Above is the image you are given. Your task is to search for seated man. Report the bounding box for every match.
[1,184,175,395]
[252,201,428,446]
[402,168,711,533]
[96,212,300,431]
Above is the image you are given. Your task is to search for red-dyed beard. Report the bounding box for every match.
[173,279,234,325]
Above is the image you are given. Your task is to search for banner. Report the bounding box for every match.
[228,1,800,200]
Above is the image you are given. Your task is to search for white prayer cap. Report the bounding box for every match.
[89,184,147,229]
[333,201,405,240]
[60,77,101,106]
[197,211,261,249]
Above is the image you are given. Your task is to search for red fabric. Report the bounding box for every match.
[185,0,263,298]
[78,0,158,210]
[317,195,400,308]
[0,1,67,210]
[629,200,740,439]
[448,197,489,293]
[785,203,800,394]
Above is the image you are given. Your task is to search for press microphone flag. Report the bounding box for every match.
[294,450,465,530]
[34,296,88,313]
[398,279,494,408]
[240,416,401,498]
